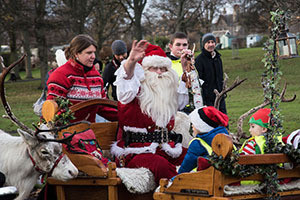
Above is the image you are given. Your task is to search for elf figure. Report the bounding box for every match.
[240,108,283,155]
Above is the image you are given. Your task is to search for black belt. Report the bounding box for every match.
[123,129,182,146]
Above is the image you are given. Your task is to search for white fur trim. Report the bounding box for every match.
[224,184,262,195]
[0,186,17,196]
[110,141,125,158]
[142,55,172,69]
[173,111,193,148]
[124,143,159,156]
[224,179,300,196]
[161,143,183,158]
[111,142,159,158]
[287,129,300,148]
[293,136,300,149]
[189,107,214,133]
[116,167,156,193]
[123,126,148,133]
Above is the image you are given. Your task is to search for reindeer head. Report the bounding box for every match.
[18,123,78,180]
[0,55,78,180]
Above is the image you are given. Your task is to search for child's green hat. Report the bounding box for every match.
[249,108,271,128]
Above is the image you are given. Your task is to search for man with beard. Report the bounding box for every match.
[111,40,187,184]
[103,40,128,100]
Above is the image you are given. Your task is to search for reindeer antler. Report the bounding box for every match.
[33,121,91,144]
[0,55,35,134]
[236,81,296,141]
[214,74,247,110]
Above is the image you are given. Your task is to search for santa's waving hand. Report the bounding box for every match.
[124,40,148,79]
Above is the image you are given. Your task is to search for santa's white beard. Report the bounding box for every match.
[138,69,178,127]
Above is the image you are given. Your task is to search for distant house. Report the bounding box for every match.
[211,30,237,49]
[0,45,10,53]
[211,4,247,48]
[211,5,245,37]
[246,34,263,48]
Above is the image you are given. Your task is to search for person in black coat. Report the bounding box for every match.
[195,33,227,114]
[102,40,128,100]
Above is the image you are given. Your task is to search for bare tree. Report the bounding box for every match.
[232,0,300,34]
[150,0,225,34]
[62,0,95,35]
[91,0,127,53]
[0,0,24,80]
[119,0,147,40]
[34,0,48,89]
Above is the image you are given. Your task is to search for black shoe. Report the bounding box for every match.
[0,172,5,187]
[0,186,18,200]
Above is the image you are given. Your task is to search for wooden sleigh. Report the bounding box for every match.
[154,134,300,200]
[42,99,154,200]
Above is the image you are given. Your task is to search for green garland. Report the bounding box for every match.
[208,10,300,200]
[53,97,75,126]
[262,9,285,153]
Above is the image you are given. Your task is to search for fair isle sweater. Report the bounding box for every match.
[47,59,117,122]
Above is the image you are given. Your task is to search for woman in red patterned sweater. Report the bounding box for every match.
[47,34,117,122]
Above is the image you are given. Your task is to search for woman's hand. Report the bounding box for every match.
[124,40,148,79]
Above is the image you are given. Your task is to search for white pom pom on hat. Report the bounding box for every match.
[189,106,229,133]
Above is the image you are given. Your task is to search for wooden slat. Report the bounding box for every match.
[70,99,117,113]
[238,153,291,165]
[91,122,118,150]
[48,177,121,186]
[162,167,215,195]
[56,186,66,200]
[153,192,231,200]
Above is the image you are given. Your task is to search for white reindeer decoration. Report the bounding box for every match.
[0,55,78,200]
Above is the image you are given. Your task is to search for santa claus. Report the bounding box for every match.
[111,40,187,184]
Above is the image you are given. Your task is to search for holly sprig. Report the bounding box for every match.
[53,97,75,126]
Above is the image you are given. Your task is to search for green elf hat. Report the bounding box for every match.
[249,108,271,128]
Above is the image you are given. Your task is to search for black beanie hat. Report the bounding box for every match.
[202,33,216,45]
[111,40,127,55]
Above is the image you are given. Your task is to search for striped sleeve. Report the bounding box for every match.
[240,139,256,155]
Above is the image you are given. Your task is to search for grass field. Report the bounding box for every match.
[0,47,299,138]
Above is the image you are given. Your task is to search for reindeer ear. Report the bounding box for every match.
[17,129,38,147]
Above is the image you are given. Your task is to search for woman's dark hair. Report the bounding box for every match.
[65,34,97,60]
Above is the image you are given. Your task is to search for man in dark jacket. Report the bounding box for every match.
[102,40,128,100]
[195,33,227,114]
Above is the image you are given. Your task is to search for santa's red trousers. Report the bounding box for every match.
[116,147,187,184]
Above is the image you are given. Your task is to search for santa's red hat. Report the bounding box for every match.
[140,43,172,69]
[189,106,229,133]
